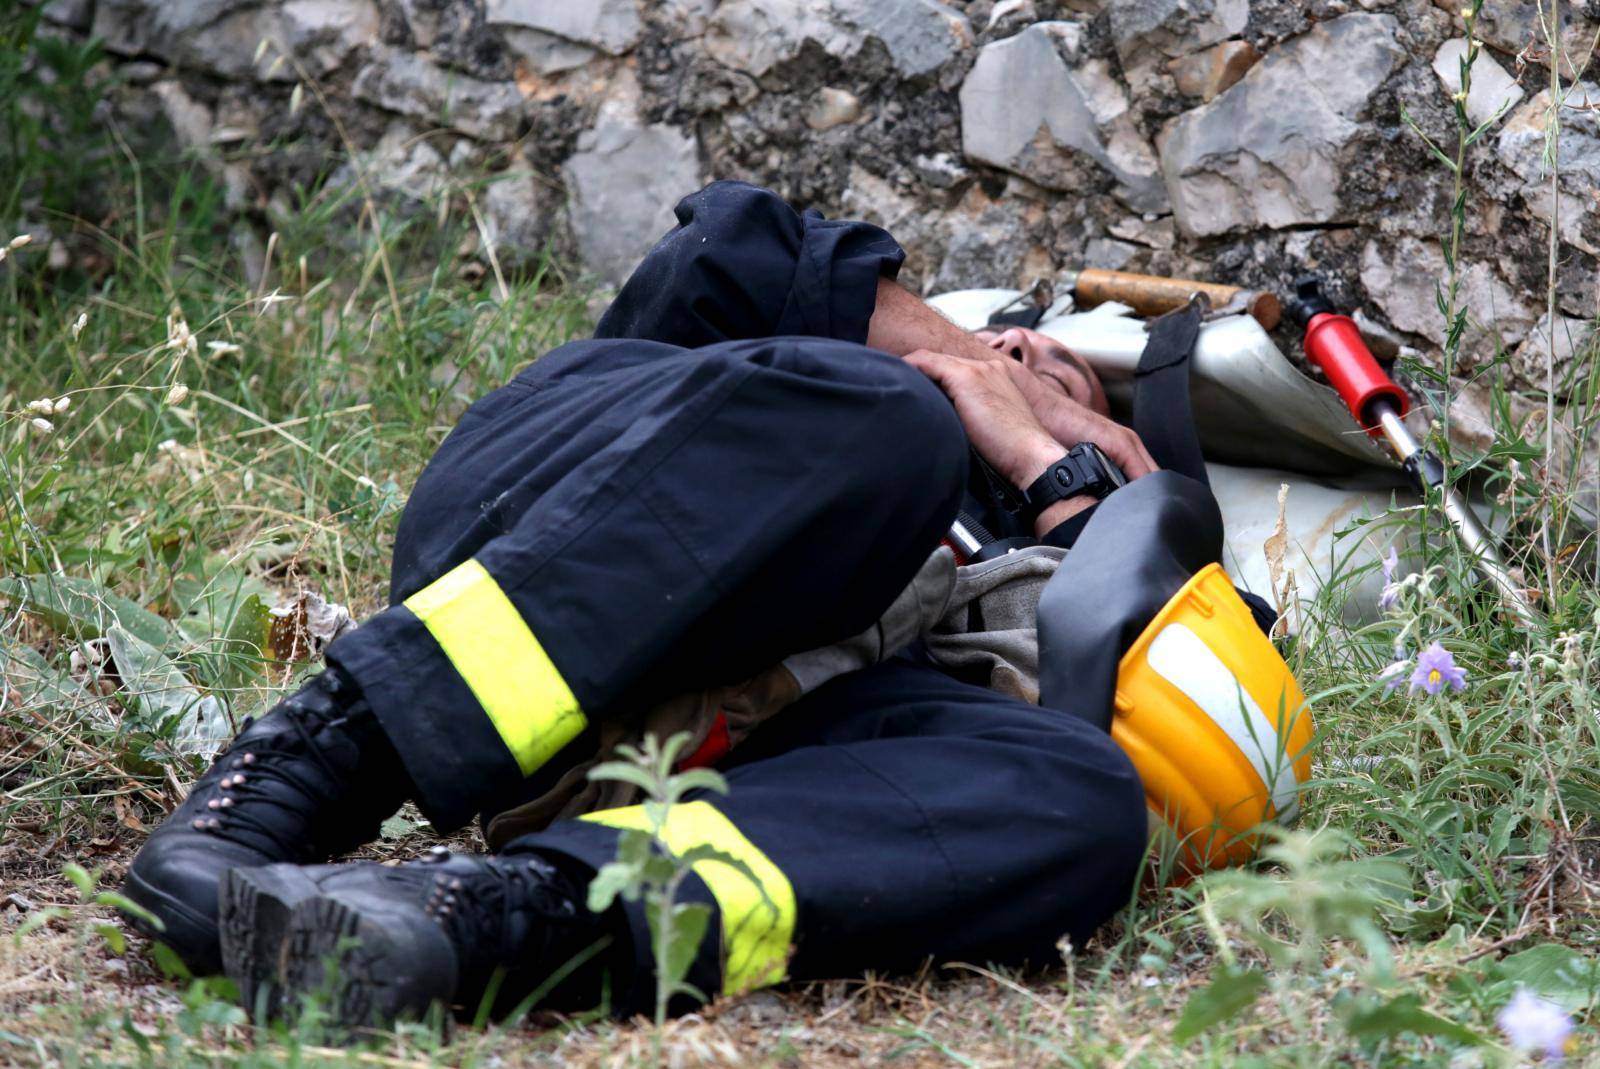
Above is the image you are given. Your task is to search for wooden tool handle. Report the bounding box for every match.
[1073,268,1282,331]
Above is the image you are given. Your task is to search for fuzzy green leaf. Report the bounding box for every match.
[1342,993,1481,1045]
[63,862,94,896]
[587,859,642,912]
[1173,964,1267,1043]
[586,761,661,794]
[0,574,179,649]
[1495,944,1600,1012]
[650,900,711,992]
[148,940,190,979]
[0,632,87,710]
[105,625,232,754]
[94,923,127,955]
[668,767,730,798]
[378,814,416,840]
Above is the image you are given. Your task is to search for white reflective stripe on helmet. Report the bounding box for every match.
[1146,622,1303,822]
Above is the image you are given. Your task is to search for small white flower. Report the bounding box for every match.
[52,396,70,414]
[70,311,88,339]
[164,383,190,406]
[165,310,198,357]
[26,398,54,416]
[29,417,54,435]
[206,341,242,357]
[157,438,179,453]
[1497,990,1573,1061]
[8,233,33,250]
[356,474,377,490]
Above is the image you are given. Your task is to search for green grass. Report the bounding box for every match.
[4,9,1600,1068]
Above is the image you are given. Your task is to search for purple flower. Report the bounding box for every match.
[1378,546,1402,610]
[1379,657,1410,693]
[1409,642,1467,695]
[1497,989,1574,1061]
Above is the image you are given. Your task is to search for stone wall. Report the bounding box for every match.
[35,0,1600,393]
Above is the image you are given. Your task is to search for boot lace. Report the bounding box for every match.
[419,853,580,980]
[187,685,363,859]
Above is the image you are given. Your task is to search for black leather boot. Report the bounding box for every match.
[121,665,409,974]
[220,848,613,1028]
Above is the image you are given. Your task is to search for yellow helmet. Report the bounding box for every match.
[1110,562,1314,874]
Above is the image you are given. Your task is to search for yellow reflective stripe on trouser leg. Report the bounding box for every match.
[403,559,586,777]
[583,800,797,995]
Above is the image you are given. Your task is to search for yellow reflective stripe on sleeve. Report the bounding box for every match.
[583,800,796,995]
[403,559,585,777]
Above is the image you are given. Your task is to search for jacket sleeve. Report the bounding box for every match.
[594,180,906,349]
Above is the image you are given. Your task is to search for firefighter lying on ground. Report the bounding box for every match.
[121,181,1311,1026]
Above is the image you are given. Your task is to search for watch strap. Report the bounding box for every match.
[1018,454,1086,525]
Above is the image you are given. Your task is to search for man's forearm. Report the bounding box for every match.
[866,278,1005,365]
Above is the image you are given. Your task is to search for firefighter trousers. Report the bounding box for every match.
[325,181,1148,1009]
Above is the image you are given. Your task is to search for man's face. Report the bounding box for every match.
[974,326,1111,417]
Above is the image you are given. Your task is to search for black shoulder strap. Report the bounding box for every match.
[1127,298,1282,637]
[1133,299,1209,486]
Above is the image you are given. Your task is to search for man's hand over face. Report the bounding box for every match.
[1000,358,1158,480]
[973,327,1157,480]
[903,349,1065,489]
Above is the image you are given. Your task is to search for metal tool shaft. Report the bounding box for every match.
[1374,404,1540,624]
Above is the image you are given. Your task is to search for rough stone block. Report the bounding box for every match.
[1431,38,1523,128]
[706,0,970,80]
[281,0,380,75]
[352,47,526,140]
[1498,83,1600,257]
[1170,39,1260,101]
[1516,311,1592,384]
[485,0,642,55]
[1109,0,1249,60]
[501,27,599,75]
[564,120,702,285]
[1359,236,1534,358]
[1160,13,1406,236]
[960,21,1166,212]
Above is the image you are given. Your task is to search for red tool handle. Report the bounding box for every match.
[1302,311,1408,435]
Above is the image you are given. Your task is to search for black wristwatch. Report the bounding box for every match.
[1016,442,1127,524]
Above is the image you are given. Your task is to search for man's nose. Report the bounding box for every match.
[988,328,1029,362]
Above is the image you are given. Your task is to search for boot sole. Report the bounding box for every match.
[121,866,222,976]
[281,892,459,1029]
[219,866,325,1018]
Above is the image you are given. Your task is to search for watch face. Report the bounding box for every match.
[1098,447,1128,488]
[1078,443,1127,494]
